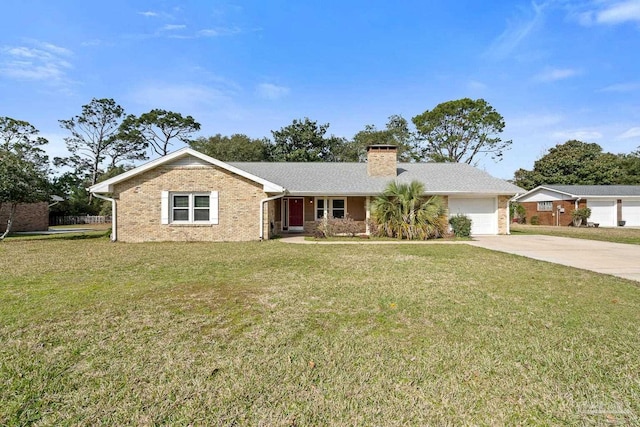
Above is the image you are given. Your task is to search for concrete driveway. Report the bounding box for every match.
[469,235,640,282]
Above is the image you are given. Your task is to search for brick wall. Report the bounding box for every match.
[366,146,397,177]
[113,165,269,242]
[521,199,586,226]
[0,202,49,232]
[498,195,510,234]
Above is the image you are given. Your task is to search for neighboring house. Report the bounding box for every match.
[0,202,49,232]
[89,145,524,242]
[514,185,640,227]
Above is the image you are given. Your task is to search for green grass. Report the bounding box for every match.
[1,238,639,425]
[512,223,640,245]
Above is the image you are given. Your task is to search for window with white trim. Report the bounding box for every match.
[161,191,219,224]
[314,197,348,219]
[537,201,553,211]
[331,198,346,218]
[316,198,325,220]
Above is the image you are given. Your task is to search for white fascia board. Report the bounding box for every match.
[286,191,514,197]
[513,186,577,201]
[89,147,286,194]
[583,195,635,199]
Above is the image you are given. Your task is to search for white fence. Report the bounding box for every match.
[51,215,112,225]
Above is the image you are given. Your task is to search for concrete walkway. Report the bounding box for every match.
[469,235,640,282]
[279,235,464,245]
[281,234,640,282]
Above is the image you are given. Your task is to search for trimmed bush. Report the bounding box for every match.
[449,214,472,237]
[316,215,361,237]
[530,215,539,225]
[572,207,591,226]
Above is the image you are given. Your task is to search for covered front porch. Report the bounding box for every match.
[272,196,369,235]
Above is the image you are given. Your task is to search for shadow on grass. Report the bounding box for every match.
[3,230,111,242]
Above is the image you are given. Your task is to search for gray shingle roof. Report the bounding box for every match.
[543,185,640,197]
[228,162,524,195]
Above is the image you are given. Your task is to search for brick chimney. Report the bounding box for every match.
[367,145,398,177]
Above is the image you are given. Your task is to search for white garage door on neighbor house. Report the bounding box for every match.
[587,200,617,227]
[622,200,640,227]
[448,197,497,235]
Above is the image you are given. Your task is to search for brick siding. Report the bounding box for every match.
[521,200,586,226]
[367,146,397,177]
[498,195,510,234]
[113,165,269,242]
[0,202,49,232]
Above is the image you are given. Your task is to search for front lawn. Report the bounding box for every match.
[1,238,639,425]
[512,223,640,245]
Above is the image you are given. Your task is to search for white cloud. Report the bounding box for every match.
[256,83,290,100]
[551,129,603,141]
[139,11,159,17]
[0,41,74,88]
[618,127,640,139]
[161,24,186,31]
[198,27,242,37]
[534,67,580,82]
[597,0,640,24]
[485,1,548,59]
[600,81,640,92]
[576,1,640,26]
[129,82,234,113]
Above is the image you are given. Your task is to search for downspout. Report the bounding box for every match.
[92,193,117,242]
[260,193,286,241]
[575,197,581,209]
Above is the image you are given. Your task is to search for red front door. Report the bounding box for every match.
[289,198,304,227]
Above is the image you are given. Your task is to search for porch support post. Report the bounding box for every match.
[365,196,371,235]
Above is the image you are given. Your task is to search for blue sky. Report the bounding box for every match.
[2,0,640,179]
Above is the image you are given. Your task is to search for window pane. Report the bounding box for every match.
[332,199,345,209]
[537,201,552,211]
[173,195,189,208]
[173,209,189,221]
[333,209,345,219]
[316,199,325,219]
[194,209,210,221]
[194,196,210,208]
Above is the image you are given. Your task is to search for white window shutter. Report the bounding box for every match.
[210,191,219,224]
[160,191,169,224]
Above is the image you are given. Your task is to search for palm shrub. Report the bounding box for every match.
[371,180,448,240]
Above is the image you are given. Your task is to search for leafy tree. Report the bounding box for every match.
[371,180,448,240]
[412,98,511,164]
[120,109,201,157]
[351,115,418,162]
[270,118,346,162]
[618,151,640,184]
[57,98,142,187]
[0,117,50,240]
[513,140,628,190]
[189,134,269,161]
[49,166,128,218]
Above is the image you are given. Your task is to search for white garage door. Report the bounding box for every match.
[622,201,640,227]
[448,197,497,235]
[587,200,616,227]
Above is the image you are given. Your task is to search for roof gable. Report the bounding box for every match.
[89,148,285,194]
[515,185,640,201]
